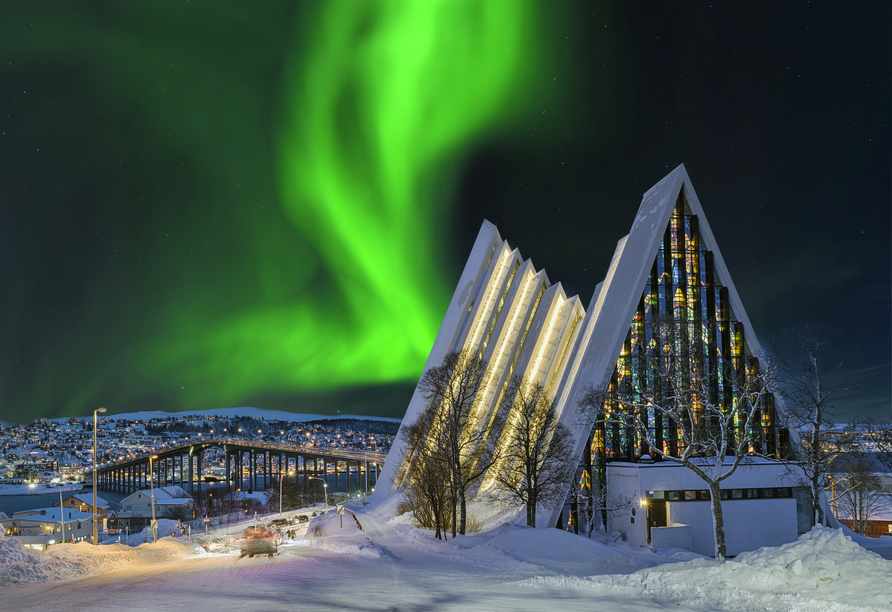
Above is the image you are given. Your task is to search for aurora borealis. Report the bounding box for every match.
[1,2,889,423]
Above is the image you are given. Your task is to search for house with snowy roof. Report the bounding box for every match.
[378,164,821,557]
[118,485,194,529]
[1,507,95,550]
[53,493,109,520]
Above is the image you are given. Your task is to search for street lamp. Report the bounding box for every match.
[279,467,295,517]
[57,482,65,544]
[93,407,106,545]
[148,454,159,543]
[308,476,328,510]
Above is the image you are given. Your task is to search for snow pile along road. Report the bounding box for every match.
[523,526,892,612]
[0,535,202,588]
[305,510,385,560]
[391,522,652,576]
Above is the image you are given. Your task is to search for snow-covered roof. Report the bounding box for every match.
[6,507,94,523]
[156,486,191,499]
[61,493,109,508]
[121,485,192,506]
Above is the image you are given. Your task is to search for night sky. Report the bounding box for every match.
[1,2,888,424]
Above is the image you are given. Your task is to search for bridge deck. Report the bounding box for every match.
[90,437,388,476]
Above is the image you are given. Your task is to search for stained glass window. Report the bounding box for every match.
[589,188,786,464]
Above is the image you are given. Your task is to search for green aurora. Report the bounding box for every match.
[1,1,566,420]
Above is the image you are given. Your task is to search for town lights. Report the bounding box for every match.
[640,498,647,507]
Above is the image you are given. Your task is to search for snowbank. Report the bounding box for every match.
[0,534,202,588]
[106,518,184,546]
[523,526,892,611]
[305,509,383,559]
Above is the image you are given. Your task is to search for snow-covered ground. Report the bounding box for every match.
[0,535,201,588]
[1,503,889,611]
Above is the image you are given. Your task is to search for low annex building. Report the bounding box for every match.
[378,164,817,554]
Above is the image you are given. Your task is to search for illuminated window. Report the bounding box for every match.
[590,189,784,464]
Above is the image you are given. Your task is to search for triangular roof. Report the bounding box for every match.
[543,163,784,528]
[60,493,109,508]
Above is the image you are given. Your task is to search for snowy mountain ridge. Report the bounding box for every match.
[41,406,401,425]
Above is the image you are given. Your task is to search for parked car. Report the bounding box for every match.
[239,537,277,559]
[297,515,309,524]
[238,527,278,559]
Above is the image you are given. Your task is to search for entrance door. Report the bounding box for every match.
[646,501,668,543]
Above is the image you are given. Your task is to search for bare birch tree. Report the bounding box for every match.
[866,417,892,475]
[488,376,575,527]
[397,411,453,539]
[415,350,503,536]
[773,324,860,526]
[577,385,612,535]
[834,454,890,536]
[586,331,776,561]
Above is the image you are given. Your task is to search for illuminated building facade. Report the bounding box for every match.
[379,164,810,550]
[376,219,587,493]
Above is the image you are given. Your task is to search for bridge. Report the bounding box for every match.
[89,438,389,497]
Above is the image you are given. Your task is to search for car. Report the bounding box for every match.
[297,515,309,524]
[239,537,278,559]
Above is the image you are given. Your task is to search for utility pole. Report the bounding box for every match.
[92,407,106,545]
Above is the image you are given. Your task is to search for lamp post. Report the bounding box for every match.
[58,482,65,544]
[92,407,106,545]
[148,454,159,543]
[279,465,295,517]
[308,476,328,510]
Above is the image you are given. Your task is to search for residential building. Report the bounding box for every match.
[1,507,95,550]
[117,485,194,529]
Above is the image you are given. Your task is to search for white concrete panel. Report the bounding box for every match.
[668,498,798,556]
[374,221,502,497]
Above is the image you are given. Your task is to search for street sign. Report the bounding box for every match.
[150,519,158,529]
[337,505,345,515]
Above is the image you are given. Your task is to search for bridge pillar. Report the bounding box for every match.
[265,451,271,489]
[250,450,256,492]
[236,450,241,490]
[224,451,230,492]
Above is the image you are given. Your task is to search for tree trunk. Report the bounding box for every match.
[458,482,467,535]
[451,497,457,539]
[812,472,825,526]
[529,493,537,528]
[709,481,727,562]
